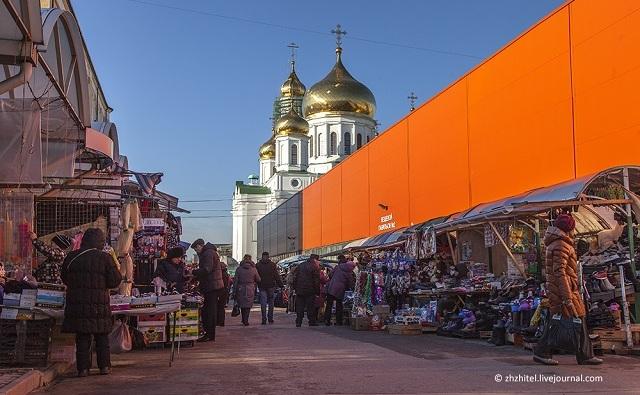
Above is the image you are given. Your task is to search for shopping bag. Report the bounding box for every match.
[129,325,148,350]
[109,320,132,354]
[546,315,582,353]
[231,304,240,317]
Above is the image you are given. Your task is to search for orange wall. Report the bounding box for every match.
[368,120,410,235]
[302,0,640,250]
[341,146,370,241]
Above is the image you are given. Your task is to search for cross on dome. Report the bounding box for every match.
[331,24,347,48]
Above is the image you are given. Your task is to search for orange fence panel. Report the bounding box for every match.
[340,146,371,242]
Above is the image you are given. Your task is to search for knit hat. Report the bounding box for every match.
[167,247,185,260]
[190,238,205,249]
[52,234,72,250]
[554,213,575,233]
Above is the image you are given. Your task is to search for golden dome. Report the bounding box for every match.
[280,63,306,97]
[302,48,376,118]
[275,107,309,136]
[259,137,275,160]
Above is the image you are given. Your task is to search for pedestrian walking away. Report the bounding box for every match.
[234,254,261,326]
[293,254,321,327]
[256,252,283,324]
[192,239,225,342]
[324,254,356,326]
[61,228,122,377]
[533,214,602,366]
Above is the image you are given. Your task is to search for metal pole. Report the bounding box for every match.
[623,168,637,276]
[618,263,633,348]
[489,222,528,279]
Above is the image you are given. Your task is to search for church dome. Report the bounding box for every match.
[302,47,376,118]
[280,64,306,97]
[275,107,309,136]
[259,137,275,160]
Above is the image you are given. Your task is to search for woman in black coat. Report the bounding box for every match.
[61,228,122,377]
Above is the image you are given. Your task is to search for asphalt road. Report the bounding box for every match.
[36,308,640,395]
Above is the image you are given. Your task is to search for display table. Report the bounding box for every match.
[409,289,491,310]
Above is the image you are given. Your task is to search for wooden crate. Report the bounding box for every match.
[592,329,626,342]
[350,317,371,331]
[597,339,629,354]
[479,330,492,339]
[422,326,438,334]
[388,324,422,336]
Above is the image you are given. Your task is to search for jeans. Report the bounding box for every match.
[76,333,110,371]
[534,316,594,363]
[241,307,251,324]
[295,294,316,325]
[324,294,344,325]
[260,287,276,323]
[202,289,225,339]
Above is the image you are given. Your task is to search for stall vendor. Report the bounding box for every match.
[31,231,72,285]
[153,246,187,293]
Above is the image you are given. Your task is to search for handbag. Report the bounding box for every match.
[546,314,583,353]
[231,304,240,317]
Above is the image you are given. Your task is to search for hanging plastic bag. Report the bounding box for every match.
[109,320,132,353]
[546,315,582,353]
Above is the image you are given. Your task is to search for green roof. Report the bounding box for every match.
[235,181,271,195]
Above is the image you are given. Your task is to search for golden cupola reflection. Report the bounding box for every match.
[280,63,306,97]
[259,137,276,160]
[275,107,309,136]
[302,47,376,118]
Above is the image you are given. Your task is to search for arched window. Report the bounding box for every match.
[344,132,351,155]
[330,132,337,155]
[367,135,370,143]
[318,133,324,156]
[291,144,298,165]
[310,138,314,158]
[357,133,363,149]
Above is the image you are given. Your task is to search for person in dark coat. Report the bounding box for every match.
[256,252,283,325]
[153,247,187,293]
[233,255,261,326]
[191,239,225,342]
[61,228,122,377]
[533,214,602,366]
[293,254,321,327]
[218,260,231,326]
[324,254,356,326]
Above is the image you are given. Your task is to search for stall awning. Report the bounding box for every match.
[436,166,640,231]
[85,128,114,160]
[344,237,369,249]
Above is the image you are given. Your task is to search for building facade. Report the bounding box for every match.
[232,42,376,261]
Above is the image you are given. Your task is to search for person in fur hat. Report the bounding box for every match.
[533,213,602,366]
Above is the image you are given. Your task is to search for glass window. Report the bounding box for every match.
[330,132,337,155]
[291,144,298,165]
[367,135,370,143]
[357,133,363,149]
[344,133,351,155]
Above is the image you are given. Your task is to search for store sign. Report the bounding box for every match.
[378,213,396,231]
[142,218,165,233]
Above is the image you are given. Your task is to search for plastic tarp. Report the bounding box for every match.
[0,99,42,183]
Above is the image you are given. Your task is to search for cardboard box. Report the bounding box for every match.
[176,308,199,325]
[50,345,76,363]
[141,325,166,343]
[350,316,371,331]
[158,294,182,304]
[20,289,37,308]
[388,324,422,335]
[35,288,65,308]
[3,293,21,307]
[139,313,166,325]
[176,324,199,341]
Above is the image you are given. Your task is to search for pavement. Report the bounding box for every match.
[33,308,640,395]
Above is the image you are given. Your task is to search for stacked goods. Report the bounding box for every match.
[0,318,54,366]
[137,313,166,344]
[35,283,65,309]
[175,308,199,341]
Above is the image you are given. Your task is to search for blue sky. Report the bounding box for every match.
[72,0,563,246]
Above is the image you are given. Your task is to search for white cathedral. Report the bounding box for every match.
[232,36,377,261]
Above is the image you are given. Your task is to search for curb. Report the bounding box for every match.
[0,362,73,395]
